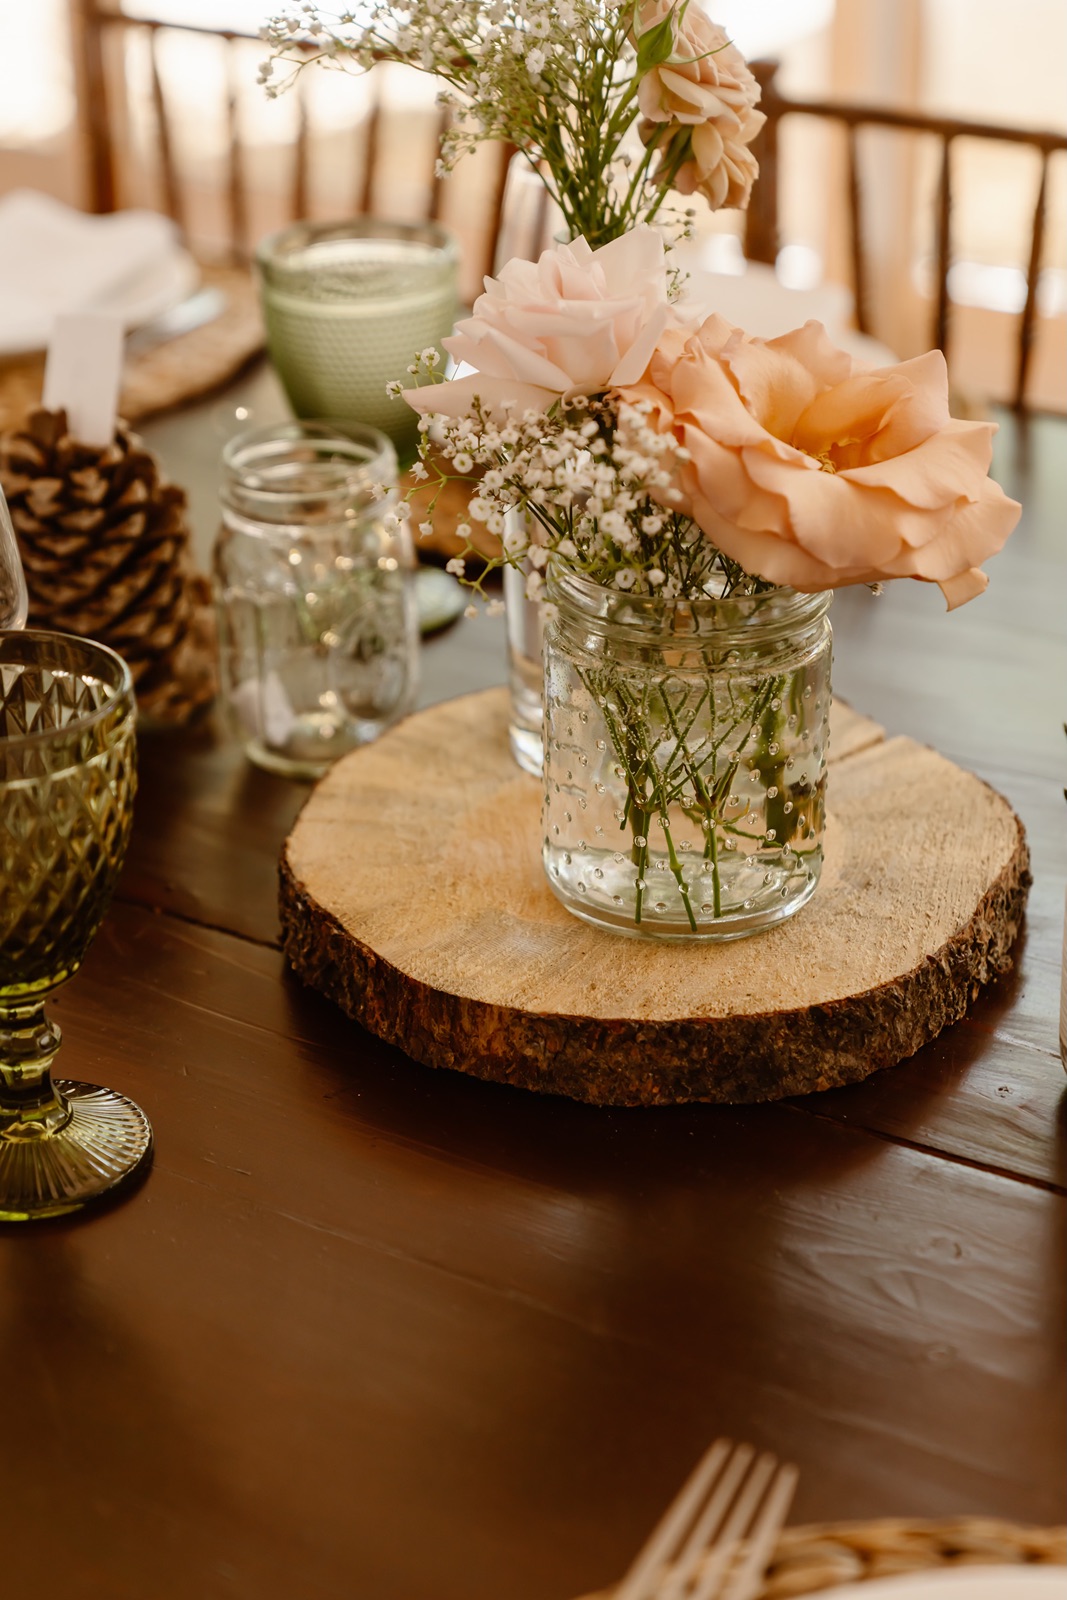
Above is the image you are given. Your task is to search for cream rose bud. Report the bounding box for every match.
[619,316,1021,608]
[402,228,675,424]
[633,0,765,212]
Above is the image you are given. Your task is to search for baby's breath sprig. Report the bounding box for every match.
[260,1,746,249]
[396,358,773,606]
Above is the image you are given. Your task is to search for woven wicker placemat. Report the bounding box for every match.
[576,1518,1067,1598]
[0,262,263,432]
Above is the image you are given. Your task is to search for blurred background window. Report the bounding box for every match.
[0,0,1063,407]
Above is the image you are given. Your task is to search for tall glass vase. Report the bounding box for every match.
[504,557,545,776]
[503,508,546,776]
[541,569,833,941]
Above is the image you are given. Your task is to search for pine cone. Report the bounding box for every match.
[0,406,217,725]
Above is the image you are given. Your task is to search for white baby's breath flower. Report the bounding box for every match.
[503,520,527,555]
[445,557,466,576]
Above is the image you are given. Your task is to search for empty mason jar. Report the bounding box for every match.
[215,421,418,778]
[543,567,832,940]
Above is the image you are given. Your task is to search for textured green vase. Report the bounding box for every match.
[0,630,151,1221]
[256,219,458,469]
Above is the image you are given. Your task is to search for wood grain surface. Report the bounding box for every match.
[1,392,1063,1600]
[279,692,1030,1104]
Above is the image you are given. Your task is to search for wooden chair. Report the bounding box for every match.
[68,0,514,296]
[743,61,1067,410]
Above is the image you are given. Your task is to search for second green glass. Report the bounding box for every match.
[256,219,459,467]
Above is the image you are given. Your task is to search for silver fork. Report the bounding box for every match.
[611,1439,798,1600]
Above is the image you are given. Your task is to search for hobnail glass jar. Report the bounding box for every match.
[542,568,832,940]
[215,421,418,778]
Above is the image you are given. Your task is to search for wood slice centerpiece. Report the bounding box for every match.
[279,687,1029,1106]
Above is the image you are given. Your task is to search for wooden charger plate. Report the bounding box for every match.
[279,687,1028,1106]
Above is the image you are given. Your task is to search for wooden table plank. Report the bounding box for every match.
[2,901,1062,1600]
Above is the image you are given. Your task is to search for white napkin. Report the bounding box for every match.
[0,190,193,354]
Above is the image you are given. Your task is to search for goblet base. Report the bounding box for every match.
[0,1080,153,1222]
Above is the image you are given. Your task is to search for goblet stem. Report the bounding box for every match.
[0,998,71,1140]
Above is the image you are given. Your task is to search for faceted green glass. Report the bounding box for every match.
[0,630,151,1221]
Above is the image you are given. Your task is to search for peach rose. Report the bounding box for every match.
[633,0,765,210]
[403,227,674,424]
[619,316,1021,607]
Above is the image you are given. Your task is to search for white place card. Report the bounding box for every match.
[42,311,125,447]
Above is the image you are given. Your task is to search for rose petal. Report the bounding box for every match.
[765,321,854,390]
[936,568,989,609]
[611,302,672,385]
[841,420,996,515]
[719,332,825,441]
[401,373,558,422]
[445,322,575,390]
[793,370,913,463]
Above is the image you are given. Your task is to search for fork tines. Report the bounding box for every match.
[612,1438,798,1600]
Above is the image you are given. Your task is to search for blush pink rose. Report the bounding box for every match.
[619,316,1021,607]
[634,0,765,210]
[402,227,674,424]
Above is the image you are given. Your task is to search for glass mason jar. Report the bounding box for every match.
[215,421,418,779]
[542,568,832,940]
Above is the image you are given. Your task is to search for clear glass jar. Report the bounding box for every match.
[542,568,832,940]
[215,421,418,779]
[503,522,545,777]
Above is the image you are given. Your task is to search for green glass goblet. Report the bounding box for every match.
[0,630,151,1221]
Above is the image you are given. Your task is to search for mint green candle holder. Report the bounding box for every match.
[256,219,459,467]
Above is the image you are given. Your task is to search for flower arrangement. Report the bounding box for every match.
[259,0,765,246]
[395,227,1021,935]
[402,227,1020,610]
[260,0,1023,939]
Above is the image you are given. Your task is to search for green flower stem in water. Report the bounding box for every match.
[578,660,789,931]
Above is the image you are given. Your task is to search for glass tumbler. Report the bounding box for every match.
[256,219,459,466]
[0,629,151,1221]
[215,421,419,778]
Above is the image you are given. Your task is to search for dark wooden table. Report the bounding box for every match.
[3,380,1064,1600]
